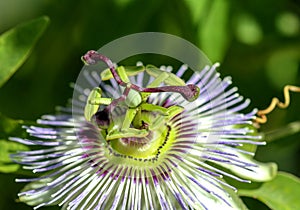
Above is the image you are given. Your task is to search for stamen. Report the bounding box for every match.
[82,50,200,102]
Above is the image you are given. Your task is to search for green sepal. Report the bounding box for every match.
[216,147,277,182]
[235,124,261,154]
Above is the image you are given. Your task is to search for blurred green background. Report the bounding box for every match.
[0,0,299,209]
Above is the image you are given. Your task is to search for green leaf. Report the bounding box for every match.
[184,0,209,24]
[0,113,29,173]
[198,0,230,62]
[0,16,49,88]
[227,186,249,210]
[0,139,29,173]
[0,113,26,139]
[238,172,300,210]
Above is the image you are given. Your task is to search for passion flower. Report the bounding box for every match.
[11,51,275,210]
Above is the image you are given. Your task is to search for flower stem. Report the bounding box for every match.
[262,121,300,142]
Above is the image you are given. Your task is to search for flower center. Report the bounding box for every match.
[107,110,177,160]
